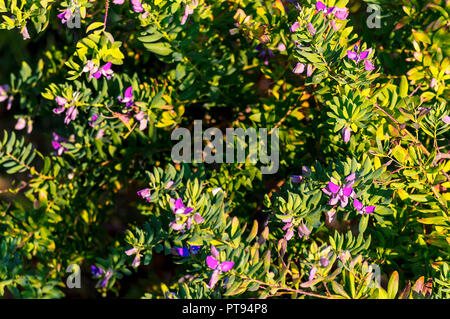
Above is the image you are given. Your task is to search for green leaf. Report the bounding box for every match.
[143,42,173,56]
[387,271,399,299]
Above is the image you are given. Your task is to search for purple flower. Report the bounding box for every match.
[306,64,315,76]
[290,175,303,183]
[166,180,175,189]
[278,43,286,52]
[168,198,202,232]
[282,217,294,241]
[347,45,375,71]
[319,256,330,267]
[334,7,349,20]
[298,222,311,239]
[55,96,68,107]
[137,188,151,201]
[206,246,234,289]
[353,199,375,214]
[171,198,194,215]
[309,266,317,281]
[364,59,375,71]
[118,86,134,107]
[113,0,125,4]
[57,9,72,24]
[342,125,351,143]
[89,114,100,127]
[93,62,114,80]
[82,61,114,80]
[98,269,113,288]
[64,106,78,125]
[307,23,316,36]
[51,132,69,156]
[125,248,141,268]
[91,265,104,277]
[256,44,274,66]
[316,1,335,14]
[172,245,201,257]
[322,173,356,208]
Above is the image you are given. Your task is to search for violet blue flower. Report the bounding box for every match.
[91,265,104,277]
[51,132,69,156]
[290,175,303,183]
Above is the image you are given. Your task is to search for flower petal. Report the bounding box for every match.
[206,255,219,270]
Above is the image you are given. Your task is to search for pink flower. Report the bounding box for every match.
[298,222,311,238]
[342,125,351,143]
[137,188,151,201]
[364,59,375,71]
[334,8,349,20]
[131,0,144,12]
[307,23,317,36]
[57,9,72,24]
[21,26,30,40]
[290,21,300,32]
[443,115,450,124]
[135,111,148,131]
[206,246,234,289]
[125,248,141,268]
[353,199,376,214]
[93,62,114,80]
[293,63,305,74]
[14,117,27,131]
[64,106,78,125]
[322,173,356,208]
[0,85,9,103]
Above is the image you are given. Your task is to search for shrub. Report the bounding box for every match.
[0,0,448,299]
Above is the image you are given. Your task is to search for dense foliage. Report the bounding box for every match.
[0,0,449,299]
